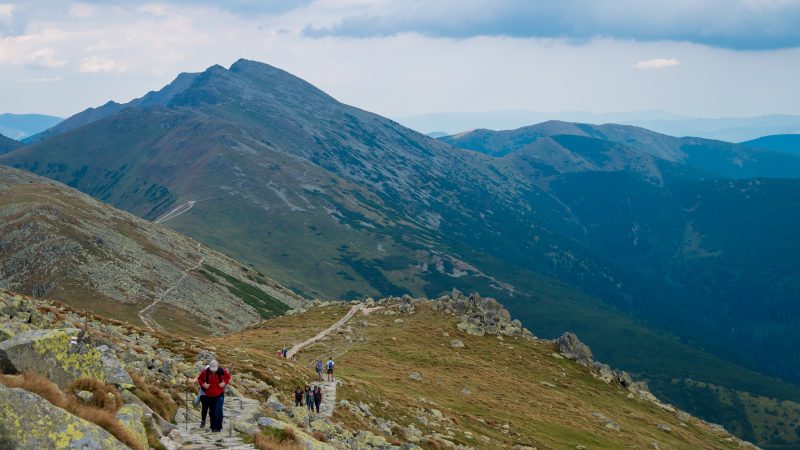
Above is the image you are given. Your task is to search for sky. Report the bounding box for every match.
[1,0,800,119]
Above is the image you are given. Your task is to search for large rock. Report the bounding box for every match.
[0,328,133,388]
[0,384,128,449]
[557,332,593,366]
[116,404,147,449]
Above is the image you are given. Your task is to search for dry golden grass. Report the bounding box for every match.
[129,371,178,421]
[253,426,302,450]
[0,373,143,450]
[216,302,748,450]
[66,377,123,413]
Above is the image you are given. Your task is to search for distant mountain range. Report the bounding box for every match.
[742,133,800,155]
[2,59,800,447]
[398,110,800,142]
[0,113,62,140]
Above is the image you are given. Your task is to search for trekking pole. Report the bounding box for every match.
[185,387,189,431]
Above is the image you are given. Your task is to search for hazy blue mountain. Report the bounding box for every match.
[741,134,800,155]
[0,133,22,154]
[0,113,62,140]
[399,110,800,142]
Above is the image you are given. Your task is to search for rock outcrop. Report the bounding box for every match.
[557,332,593,366]
[0,384,128,449]
[431,290,533,338]
[0,328,133,388]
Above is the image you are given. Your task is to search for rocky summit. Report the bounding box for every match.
[0,287,759,449]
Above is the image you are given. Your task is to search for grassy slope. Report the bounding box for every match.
[212,302,751,450]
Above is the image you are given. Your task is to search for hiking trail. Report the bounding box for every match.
[286,303,364,358]
[311,380,338,418]
[138,243,205,331]
[175,395,261,449]
[154,200,196,223]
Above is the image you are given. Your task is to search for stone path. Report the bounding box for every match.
[286,303,363,359]
[175,396,261,449]
[310,380,339,418]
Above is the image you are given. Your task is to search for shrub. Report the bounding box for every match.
[311,430,328,442]
[0,373,65,407]
[253,426,301,450]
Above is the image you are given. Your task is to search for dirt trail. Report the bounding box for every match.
[154,200,196,224]
[138,243,205,331]
[286,303,364,359]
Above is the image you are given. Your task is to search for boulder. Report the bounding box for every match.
[0,328,133,388]
[292,406,310,425]
[557,332,593,366]
[310,418,335,437]
[409,371,423,381]
[116,404,147,449]
[350,430,389,449]
[0,384,128,449]
[75,390,94,403]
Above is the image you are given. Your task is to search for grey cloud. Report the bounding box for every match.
[303,0,800,50]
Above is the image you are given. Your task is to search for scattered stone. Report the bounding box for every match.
[677,411,691,422]
[410,371,423,381]
[450,339,465,349]
[656,423,672,433]
[75,390,94,403]
[461,387,471,396]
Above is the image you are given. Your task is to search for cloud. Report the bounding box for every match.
[80,56,126,74]
[24,48,67,69]
[632,58,680,70]
[303,0,800,50]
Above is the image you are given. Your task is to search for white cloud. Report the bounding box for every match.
[68,3,98,18]
[25,48,67,69]
[80,56,126,74]
[0,3,13,24]
[632,58,680,70]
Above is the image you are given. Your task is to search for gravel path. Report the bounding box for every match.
[286,303,363,359]
[175,396,261,449]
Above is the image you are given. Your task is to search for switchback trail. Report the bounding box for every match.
[138,243,205,331]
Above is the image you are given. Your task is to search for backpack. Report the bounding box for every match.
[327,360,334,369]
[205,367,225,384]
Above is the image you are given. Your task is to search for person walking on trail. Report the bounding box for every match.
[282,346,288,359]
[326,357,335,382]
[313,385,323,414]
[294,387,304,407]
[196,359,230,433]
[304,385,314,411]
[315,359,324,381]
[193,363,210,428]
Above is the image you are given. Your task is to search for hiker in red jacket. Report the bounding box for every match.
[196,359,230,432]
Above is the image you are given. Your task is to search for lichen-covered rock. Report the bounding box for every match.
[349,430,389,449]
[0,384,128,449]
[310,418,336,437]
[0,328,133,388]
[116,404,147,449]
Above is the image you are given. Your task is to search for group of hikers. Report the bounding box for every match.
[192,356,337,431]
[295,385,324,413]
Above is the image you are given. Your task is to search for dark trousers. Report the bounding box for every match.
[314,398,321,413]
[208,395,224,431]
[200,396,209,423]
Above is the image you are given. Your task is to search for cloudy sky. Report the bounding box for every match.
[1,0,800,119]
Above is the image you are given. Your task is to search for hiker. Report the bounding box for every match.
[196,359,230,433]
[282,346,288,359]
[304,385,314,411]
[194,363,210,428]
[313,385,323,414]
[326,356,335,382]
[294,387,303,407]
[315,359,324,381]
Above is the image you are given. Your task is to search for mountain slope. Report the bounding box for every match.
[3,60,800,445]
[0,133,22,155]
[742,133,800,155]
[0,165,302,334]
